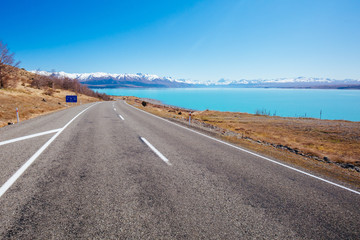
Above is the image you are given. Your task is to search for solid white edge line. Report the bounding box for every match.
[118,114,125,120]
[141,137,171,166]
[0,103,99,198]
[0,129,62,146]
[124,101,360,195]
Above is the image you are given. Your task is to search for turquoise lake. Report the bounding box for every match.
[92,88,360,122]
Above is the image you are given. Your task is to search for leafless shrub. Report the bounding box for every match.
[255,109,271,116]
[30,72,111,101]
[0,41,20,89]
[43,88,55,96]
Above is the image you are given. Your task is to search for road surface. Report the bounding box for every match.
[0,101,359,239]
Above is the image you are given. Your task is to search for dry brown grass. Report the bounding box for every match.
[191,111,360,165]
[0,77,100,128]
[123,96,360,188]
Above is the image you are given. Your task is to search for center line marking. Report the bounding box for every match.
[141,137,171,166]
[118,114,124,120]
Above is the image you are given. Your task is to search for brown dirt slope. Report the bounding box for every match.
[0,68,101,127]
[0,86,99,127]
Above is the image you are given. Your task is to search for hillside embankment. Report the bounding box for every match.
[123,96,360,188]
[0,66,108,127]
[0,86,99,128]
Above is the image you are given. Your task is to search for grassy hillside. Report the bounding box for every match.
[0,66,109,127]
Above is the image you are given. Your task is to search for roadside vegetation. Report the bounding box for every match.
[0,41,111,127]
[124,96,360,188]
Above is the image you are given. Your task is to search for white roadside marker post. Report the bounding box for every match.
[16,108,20,123]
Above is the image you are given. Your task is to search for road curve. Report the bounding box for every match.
[0,101,359,239]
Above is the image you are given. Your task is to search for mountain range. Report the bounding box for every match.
[32,71,360,89]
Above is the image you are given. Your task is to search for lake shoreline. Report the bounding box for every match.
[94,88,360,121]
[89,84,360,90]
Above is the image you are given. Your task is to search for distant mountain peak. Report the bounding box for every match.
[31,70,360,88]
[31,70,195,88]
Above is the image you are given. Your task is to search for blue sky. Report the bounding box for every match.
[2,0,360,81]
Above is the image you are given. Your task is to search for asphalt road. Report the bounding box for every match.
[0,101,359,239]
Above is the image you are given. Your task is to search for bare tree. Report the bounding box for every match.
[0,41,21,88]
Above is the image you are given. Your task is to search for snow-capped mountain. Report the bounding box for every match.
[32,71,360,89]
[32,71,179,83]
[215,76,359,84]
[212,76,360,89]
[31,71,191,88]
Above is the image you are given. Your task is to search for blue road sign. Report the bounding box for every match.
[66,95,77,103]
